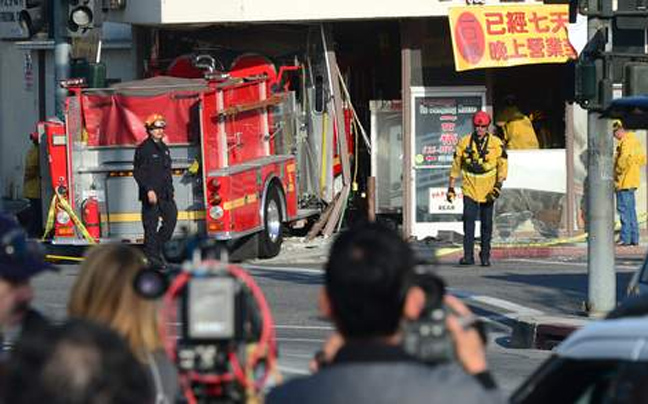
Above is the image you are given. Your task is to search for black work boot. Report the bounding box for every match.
[459,257,475,265]
[480,254,491,267]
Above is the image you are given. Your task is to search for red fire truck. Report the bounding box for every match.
[41,55,351,258]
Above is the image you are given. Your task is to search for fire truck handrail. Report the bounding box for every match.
[216,94,287,118]
[80,84,211,94]
[76,162,192,174]
[208,155,293,177]
[81,142,195,150]
[77,77,268,95]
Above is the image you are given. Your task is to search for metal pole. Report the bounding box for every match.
[401,21,413,239]
[368,176,376,222]
[587,18,615,317]
[565,102,575,237]
[53,0,70,120]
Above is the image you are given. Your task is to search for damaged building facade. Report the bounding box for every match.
[86,0,648,241]
[3,0,643,242]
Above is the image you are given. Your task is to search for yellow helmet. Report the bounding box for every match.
[144,113,166,129]
[612,119,623,131]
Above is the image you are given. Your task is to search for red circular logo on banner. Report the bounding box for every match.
[454,12,485,65]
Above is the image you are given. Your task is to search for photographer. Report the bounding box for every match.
[267,223,504,404]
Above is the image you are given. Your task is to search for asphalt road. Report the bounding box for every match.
[28,250,642,398]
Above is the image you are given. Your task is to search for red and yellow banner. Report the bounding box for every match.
[448,5,576,71]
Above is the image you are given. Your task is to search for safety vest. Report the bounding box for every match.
[450,133,508,203]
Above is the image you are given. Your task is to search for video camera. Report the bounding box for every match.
[134,236,277,404]
[402,266,486,365]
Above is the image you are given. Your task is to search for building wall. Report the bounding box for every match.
[108,0,537,25]
[0,42,39,199]
[0,42,135,200]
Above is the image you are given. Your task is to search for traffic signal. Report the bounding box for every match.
[574,28,613,110]
[624,63,648,96]
[68,0,103,36]
[544,0,580,22]
[616,0,648,30]
[575,59,598,107]
[18,0,49,38]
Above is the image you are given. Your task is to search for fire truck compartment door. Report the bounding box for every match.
[104,173,204,240]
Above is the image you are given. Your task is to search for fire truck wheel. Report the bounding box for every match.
[259,186,284,258]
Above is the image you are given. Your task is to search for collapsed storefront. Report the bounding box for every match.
[121,3,644,242]
[373,8,643,243]
[393,11,584,242]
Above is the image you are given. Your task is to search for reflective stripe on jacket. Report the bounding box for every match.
[615,131,647,190]
[450,133,508,202]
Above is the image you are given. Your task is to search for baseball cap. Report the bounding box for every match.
[0,214,56,281]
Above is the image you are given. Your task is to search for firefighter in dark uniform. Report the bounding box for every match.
[447,111,508,267]
[133,113,178,267]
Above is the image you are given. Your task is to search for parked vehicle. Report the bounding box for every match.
[511,313,648,403]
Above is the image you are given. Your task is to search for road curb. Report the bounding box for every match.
[510,315,591,350]
[428,244,647,263]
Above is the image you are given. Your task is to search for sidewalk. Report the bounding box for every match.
[412,240,648,264]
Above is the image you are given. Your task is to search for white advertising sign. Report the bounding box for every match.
[428,187,463,214]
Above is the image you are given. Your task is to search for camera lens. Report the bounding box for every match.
[412,267,446,309]
[133,269,169,299]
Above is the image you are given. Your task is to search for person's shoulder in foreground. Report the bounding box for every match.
[267,354,499,404]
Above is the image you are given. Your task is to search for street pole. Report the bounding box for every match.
[53,0,70,120]
[587,16,616,317]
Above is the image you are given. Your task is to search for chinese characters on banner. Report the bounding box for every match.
[448,5,576,71]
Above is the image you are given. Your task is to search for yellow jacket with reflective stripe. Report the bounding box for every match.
[450,133,508,203]
[23,145,40,199]
[614,131,646,191]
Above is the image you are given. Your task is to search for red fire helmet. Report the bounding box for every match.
[473,111,491,126]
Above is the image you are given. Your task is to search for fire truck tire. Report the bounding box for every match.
[259,186,284,258]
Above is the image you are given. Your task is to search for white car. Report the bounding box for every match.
[511,313,648,403]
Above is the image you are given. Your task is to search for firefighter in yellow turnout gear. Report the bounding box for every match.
[495,96,539,150]
[447,111,508,266]
[613,119,646,246]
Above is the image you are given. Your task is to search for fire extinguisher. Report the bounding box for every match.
[81,197,101,241]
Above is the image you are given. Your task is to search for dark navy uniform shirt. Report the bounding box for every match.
[133,137,174,201]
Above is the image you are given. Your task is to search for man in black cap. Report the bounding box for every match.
[0,213,56,332]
